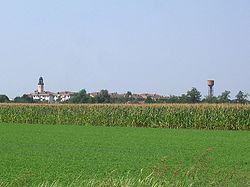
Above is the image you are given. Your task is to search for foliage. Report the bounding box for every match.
[218,90,231,103]
[235,91,249,104]
[145,96,155,103]
[125,91,132,102]
[186,87,202,103]
[6,87,250,104]
[95,90,111,103]
[0,104,249,130]
[203,96,218,103]
[69,89,92,103]
[0,95,9,103]
[125,91,132,98]
[14,94,34,103]
[165,95,187,103]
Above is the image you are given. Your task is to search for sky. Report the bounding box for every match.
[0,0,249,99]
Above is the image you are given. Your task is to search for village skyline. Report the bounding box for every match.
[0,76,249,104]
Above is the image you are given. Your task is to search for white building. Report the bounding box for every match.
[28,77,75,103]
[55,91,76,102]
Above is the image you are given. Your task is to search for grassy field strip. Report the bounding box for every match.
[0,124,250,186]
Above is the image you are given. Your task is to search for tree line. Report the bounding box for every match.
[163,88,249,104]
[0,88,249,104]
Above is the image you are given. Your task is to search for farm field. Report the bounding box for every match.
[0,124,249,186]
[0,104,250,130]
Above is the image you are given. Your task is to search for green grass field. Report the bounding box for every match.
[0,124,250,186]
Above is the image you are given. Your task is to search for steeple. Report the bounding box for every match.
[38,77,44,85]
[37,77,44,93]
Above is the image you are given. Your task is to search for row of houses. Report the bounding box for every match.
[28,77,168,102]
[28,91,75,102]
[27,77,74,102]
[109,92,167,100]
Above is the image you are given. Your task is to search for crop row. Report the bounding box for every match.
[0,104,249,130]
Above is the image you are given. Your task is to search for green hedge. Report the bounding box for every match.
[0,104,249,130]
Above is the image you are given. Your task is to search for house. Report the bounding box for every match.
[140,93,168,101]
[89,92,99,98]
[29,91,56,103]
[28,77,55,102]
[110,92,126,99]
[55,91,76,102]
[131,94,144,100]
[28,77,170,103]
[28,77,75,102]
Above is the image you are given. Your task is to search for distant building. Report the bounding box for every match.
[110,92,126,99]
[28,77,55,102]
[140,93,168,101]
[29,91,55,103]
[56,91,76,102]
[28,77,75,103]
[131,94,144,100]
[37,77,44,93]
[89,92,99,98]
[27,77,169,103]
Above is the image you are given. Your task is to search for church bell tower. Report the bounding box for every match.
[37,77,44,93]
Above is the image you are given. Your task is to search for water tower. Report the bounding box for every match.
[207,80,214,97]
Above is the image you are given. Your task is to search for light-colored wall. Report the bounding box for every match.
[33,95,53,102]
[37,85,44,93]
[33,94,72,102]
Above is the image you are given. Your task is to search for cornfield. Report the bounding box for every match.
[0,104,249,130]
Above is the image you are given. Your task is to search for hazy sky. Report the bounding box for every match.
[0,0,249,99]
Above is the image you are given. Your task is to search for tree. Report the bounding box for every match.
[186,87,202,103]
[125,91,132,102]
[179,94,190,103]
[125,91,132,98]
[0,95,10,103]
[14,94,34,103]
[69,89,92,103]
[218,90,231,103]
[203,96,218,103]
[235,91,249,104]
[145,96,154,103]
[165,94,189,103]
[95,90,111,103]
